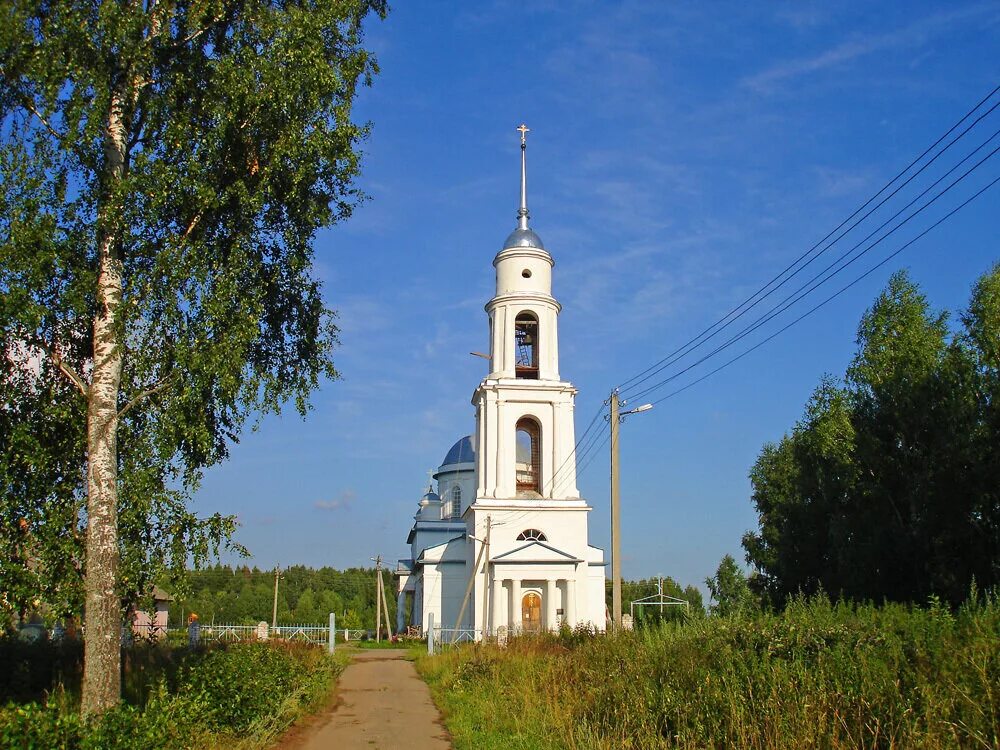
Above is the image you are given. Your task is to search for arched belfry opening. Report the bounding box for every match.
[515,417,541,496]
[514,312,538,379]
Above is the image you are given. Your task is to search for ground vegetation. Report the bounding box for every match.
[0,637,346,749]
[417,594,1000,749]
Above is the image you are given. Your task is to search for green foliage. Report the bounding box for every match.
[167,564,392,628]
[744,267,1000,606]
[705,554,756,617]
[0,637,82,705]
[418,594,1000,749]
[0,0,387,625]
[605,577,704,625]
[0,640,341,749]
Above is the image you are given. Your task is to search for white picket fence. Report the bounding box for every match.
[171,614,349,652]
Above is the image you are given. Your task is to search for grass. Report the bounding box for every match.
[0,639,350,750]
[416,594,1000,749]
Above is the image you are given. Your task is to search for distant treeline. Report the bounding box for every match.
[167,564,395,629]
[168,565,707,630]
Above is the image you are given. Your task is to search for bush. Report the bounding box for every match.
[179,641,328,731]
[0,641,341,750]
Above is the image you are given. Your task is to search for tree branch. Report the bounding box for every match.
[182,211,203,239]
[35,341,89,397]
[22,98,66,142]
[117,374,176,419]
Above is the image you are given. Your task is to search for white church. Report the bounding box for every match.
[396,126,607,637]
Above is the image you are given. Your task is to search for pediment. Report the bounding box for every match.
[491,540,582,564]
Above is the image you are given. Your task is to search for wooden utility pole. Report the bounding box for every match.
[480,516,492,637]
[610,391,622,630]
[272,565,281,629]
[378,563,394,640]
[608,392,652,631]
[372,555,383,642]
[453,525,489,639]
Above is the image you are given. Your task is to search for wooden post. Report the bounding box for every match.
[453,532,489,641]
[379,568,394,640]
[272,565,280,629]
[610,391,622,631]
[374,557,383,643]
[481,515,491,638]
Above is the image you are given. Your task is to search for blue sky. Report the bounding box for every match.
[192,1,1000,594]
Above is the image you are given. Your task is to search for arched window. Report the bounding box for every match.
[514,312,538,379]
[515,417,541,495]
[516,528,547,542]
[450,485,462,519]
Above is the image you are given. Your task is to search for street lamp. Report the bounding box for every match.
[609,391,653,631]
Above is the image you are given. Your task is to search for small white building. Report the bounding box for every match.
[398,127,607,637]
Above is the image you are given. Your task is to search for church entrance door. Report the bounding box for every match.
[521,592,541,633]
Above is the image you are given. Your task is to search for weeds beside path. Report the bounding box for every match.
[417,595,1000,750]
[281,649,451,750]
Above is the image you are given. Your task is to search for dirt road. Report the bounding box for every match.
[286,650,451,750]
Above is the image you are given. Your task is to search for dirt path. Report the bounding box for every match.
[284,650,452,750]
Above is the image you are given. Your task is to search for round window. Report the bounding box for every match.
[521,269,532,278]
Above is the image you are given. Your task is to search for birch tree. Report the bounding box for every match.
[0,0,386,713]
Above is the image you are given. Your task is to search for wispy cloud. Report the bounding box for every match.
[315,489,356,512]
[744,4,999,92]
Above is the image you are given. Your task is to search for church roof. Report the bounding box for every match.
[441,435,475,466]
[491,540,583,564]
[502,227,545,251]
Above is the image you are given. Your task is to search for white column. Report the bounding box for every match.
[544,579,557,631]
[491,578,504,634]
[510,579,521,631]
[565,578,576,627]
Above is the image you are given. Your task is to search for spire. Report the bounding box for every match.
[516,123,530,230]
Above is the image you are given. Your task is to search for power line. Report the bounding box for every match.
[619,109,1000,401]
[625,138,1000,403]
[614,83,1000,397]
[546,402,609,492]
[646,172,1000,406]
[544,400,606,495]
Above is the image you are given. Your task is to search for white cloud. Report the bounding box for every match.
[744,4,999,92]
[314,489,356,511]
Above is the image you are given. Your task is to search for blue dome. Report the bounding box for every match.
[441,435,475,466]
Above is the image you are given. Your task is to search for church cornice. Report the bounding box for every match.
[470,498,591,511]
[474,378,578,395]
[493,245,553,267]
[485,291,561,313]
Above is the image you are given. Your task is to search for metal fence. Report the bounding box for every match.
[429,627,482,653]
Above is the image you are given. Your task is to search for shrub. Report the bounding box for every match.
[0,641,340,750]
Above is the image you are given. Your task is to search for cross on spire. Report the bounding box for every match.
[426,469,435,491]
[517,123,530,229]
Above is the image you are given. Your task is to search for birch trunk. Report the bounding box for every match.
[81,85,128,716]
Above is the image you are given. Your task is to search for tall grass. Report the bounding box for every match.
[416,594,1000,749]
[0,640,349,750]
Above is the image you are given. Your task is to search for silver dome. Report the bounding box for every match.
[502,227,545,251]
[419,487,441,506]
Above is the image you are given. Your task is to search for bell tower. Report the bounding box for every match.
[473,125,580,502]
[458,125,604,637]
